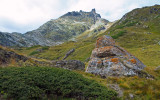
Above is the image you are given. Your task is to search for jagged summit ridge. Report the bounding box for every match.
[61,8,101,18]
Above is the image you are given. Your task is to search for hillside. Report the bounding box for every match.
[105,5,160,67]
[0,32,38,47]
[0,46,33,66]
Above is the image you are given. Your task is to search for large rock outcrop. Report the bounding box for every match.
[0,46,28,66]
[86,35,147,77]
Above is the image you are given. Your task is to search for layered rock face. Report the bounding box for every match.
[0,47,28,65]
[86,35,146,77]
[35,60,85,71]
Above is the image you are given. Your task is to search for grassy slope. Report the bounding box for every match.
[104,5,160,67]
[15,38,96,63]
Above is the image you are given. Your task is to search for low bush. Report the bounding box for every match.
[0,67,117,100]
[41,46,49,50]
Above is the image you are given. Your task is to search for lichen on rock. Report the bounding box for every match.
[86,35,149,77]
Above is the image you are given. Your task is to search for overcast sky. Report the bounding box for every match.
[0,0,159,33]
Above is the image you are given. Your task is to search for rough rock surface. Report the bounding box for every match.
[35,60,85,70]
[86,35,147,77]
[0,47,28,65]
[53,60,85,70]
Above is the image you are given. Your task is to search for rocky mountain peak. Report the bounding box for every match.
[61,9,101,19]
[91,8,96,13]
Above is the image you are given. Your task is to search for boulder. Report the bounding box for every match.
[86,35,148,77]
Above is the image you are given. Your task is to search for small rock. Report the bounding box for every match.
[107,84,123,97]
[129,93,134,99]
[147,33,152,35]
[155,66,160,71]
[158,41,160,45]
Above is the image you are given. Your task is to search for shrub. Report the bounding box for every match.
[41,46,49,50]
[0,67,117,100]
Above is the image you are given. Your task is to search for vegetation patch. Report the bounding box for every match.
[29,50,40,56]
[0,67,117,100]
[41,46,49,50]
[111,30,126,39]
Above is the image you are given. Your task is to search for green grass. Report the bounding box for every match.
[29,50,40,56]
[15,38,96,62]
[75,68,160,100]
[111,30,126,39]
[0,67,117,100]
[41,46,49,50]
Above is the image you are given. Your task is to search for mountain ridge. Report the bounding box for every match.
[0,9,109,47]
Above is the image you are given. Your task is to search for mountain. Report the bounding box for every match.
[0,32,38,47]
[0,9,109,47]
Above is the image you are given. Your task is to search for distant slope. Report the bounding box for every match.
[0,9,109,47]
[0,32,38,47]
